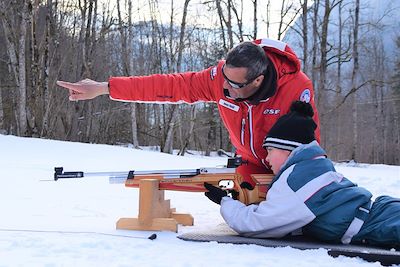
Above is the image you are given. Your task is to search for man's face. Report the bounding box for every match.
[265,147,291,174]
[222,65,264,101]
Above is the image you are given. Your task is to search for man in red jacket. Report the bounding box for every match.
[57,38,320,186]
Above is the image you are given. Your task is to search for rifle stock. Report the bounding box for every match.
[125,172,274,205]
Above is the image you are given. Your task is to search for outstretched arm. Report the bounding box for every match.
[56,79,109,101]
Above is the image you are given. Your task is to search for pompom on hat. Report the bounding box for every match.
[262,101,317,151]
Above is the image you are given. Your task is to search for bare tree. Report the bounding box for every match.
[17,0,29,136]
[251,0,257,39]
[0,0,29,136]
[367,37,387,163]
[350,0,360,160]
[39,0,55,137]
[393,36,400,163]
[265,0,271,38]
[0,83,3,132]
[116,0,139,148]
[333,0,343,160]
[300,0,308,74]
[0,2,18,133]
[177,105,197,156]
[277,0,301,40]
[163,0,191,154]
[127,1,139,149]
[317,0,336,104]
[311,0,320,88]
[214,0,233,49]
[229,0,244,42]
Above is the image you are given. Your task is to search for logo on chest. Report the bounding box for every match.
[263,108,280,115]
[300,89,311,103]
[210,66,217,80]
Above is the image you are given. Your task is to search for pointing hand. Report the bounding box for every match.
[56,79,109,101]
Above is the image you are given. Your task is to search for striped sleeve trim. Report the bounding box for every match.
[295,171,344,202]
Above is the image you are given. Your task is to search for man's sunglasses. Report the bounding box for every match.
[222,64,260,89]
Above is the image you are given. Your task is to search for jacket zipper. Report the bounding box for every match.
[244,102,259,160]
[241,118,245,145]
[261,158,269,168]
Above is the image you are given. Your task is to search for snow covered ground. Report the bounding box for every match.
[0,134,399,267]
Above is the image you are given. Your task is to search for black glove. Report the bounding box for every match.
[240,182,254,190]
[204,182,227,205]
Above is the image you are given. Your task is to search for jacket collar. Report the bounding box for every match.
[276,141,327,176]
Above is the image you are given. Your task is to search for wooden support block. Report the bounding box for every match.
[137,179,171,224]
[171,212,194,226]
[116,178,194,232]
[116,217,178,232]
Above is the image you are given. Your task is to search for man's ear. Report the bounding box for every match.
[254,75,264,87]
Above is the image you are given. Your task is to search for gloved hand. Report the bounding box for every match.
[240,182,254,190]
[204,182,227,205]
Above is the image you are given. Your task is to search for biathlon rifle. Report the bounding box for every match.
[53,157,274,205]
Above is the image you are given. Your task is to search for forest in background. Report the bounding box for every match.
[0,0,399,164]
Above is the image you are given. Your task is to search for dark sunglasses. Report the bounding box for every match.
[222,64,260,89]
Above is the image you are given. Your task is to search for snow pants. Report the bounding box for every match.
[353,195,400,248]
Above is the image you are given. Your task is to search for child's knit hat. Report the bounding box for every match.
[262,101,317,151]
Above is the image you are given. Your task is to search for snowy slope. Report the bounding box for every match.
[0,134,399,267]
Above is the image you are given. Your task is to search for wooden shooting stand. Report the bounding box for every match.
[116,178,194,232]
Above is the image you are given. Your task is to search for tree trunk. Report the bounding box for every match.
[30,0,40,135]
[163,105,179,154]
[128,0,139,148]
[318,0,330,105]
[17,0,29,136]
[301,0,308,74]
[229,0,244,42]
[130,103,139,148]
[1,0,29,136]
[311,0,320,95]
[77,0,87,79]
[0,3,18,134]
[116,0,139,147]
[215,0,233,50]
[334,0,343,160]
[265,0,271,38]
[40,0,53,137]
[350,0,360,160]
[205,105,217,156]
[163,0,191,154]
[277,0,300,41]
[252,0,257,39]
[394,108,400,164]
[82,0,93,77]
[176,0,190,73]
[0,85,4,132]
[226,0,233,48]
[178,106,197,156]
[277,0,286,40]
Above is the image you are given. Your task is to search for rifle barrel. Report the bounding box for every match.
[54,167,236,182]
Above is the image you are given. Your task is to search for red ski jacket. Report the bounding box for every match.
[109,38,320,181]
